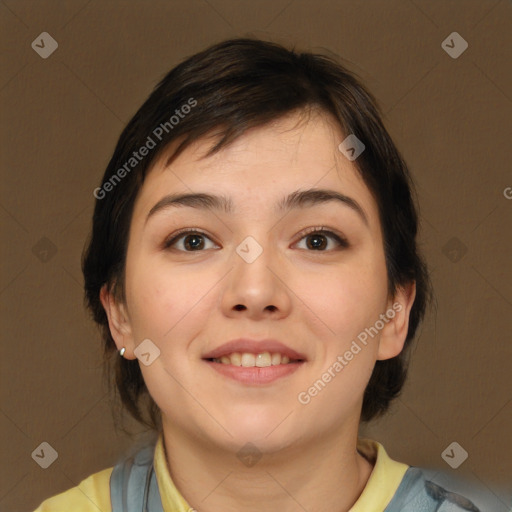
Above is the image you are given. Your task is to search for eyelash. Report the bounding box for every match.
[163,226,349,252]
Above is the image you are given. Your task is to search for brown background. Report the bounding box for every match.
[1,1,511,511]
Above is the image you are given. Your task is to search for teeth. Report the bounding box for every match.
[256,352,271,367]
[230,353,242,366]
[211,352,297,366]
[271,353,281,365]
[241,353,256,367]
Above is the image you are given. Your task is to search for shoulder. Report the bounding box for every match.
[388,466,509,512]
[33,467,113,512]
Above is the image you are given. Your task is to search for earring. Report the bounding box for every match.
[119,347,126,357]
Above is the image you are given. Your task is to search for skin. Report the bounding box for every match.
[101,109,416,512]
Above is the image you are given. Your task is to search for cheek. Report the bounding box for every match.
[126,256,217,340]
[298,256,388,346]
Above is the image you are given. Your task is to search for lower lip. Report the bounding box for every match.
[204,360,304,385]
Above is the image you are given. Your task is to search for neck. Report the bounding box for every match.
[161,421,374,512]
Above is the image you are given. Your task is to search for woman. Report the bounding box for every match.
[34,37,489,512]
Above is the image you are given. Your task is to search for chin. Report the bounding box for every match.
[215,430,296,459]
[215,406,299,451]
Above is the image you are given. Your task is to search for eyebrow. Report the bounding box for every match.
[146,188,369,226]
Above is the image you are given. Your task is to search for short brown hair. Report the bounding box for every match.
[82,37,432,432]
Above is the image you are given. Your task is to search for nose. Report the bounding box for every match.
[221,237,292,321]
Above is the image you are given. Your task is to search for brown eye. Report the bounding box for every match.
[305,233,329,250]
[164,230,217,251]
[295,229,348,251]
[182,233,205,250]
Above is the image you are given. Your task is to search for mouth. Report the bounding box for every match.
[202,339,307,385]
[204,352,304,367]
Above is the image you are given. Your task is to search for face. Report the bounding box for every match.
[103,110,412,454]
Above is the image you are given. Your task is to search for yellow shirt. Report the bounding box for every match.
[33,436,408,512]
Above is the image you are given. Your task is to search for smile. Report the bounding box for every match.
[204,355,305,385]
[207,352,302,367]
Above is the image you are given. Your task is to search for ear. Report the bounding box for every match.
[377,281,416,360]
[100,284,135,358]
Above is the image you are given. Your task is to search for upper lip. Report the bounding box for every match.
[202,338,307,361]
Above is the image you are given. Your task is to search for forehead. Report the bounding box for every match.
[133,111,379,225]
